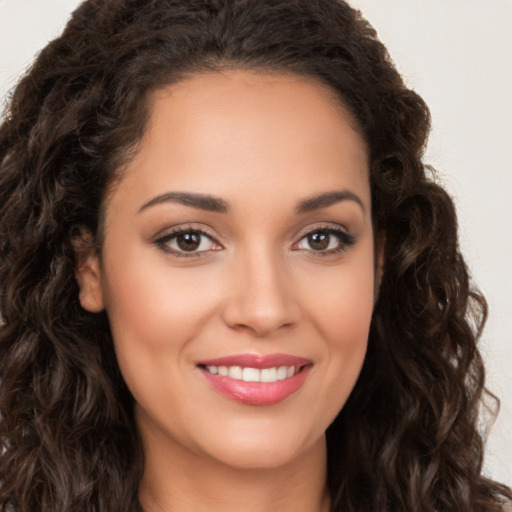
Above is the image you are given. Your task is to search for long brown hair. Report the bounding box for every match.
[1,1,510,510]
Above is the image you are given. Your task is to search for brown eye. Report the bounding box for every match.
[307,231,330,251]
[293,227,356,254]
[155,228,221,257]
[176,231,201,251]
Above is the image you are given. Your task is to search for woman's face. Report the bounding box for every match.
[77,70,377,470]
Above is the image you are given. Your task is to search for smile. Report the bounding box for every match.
[197,354,313,406]
[203,365,297,382]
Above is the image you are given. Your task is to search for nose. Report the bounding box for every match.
[221,248,301,337]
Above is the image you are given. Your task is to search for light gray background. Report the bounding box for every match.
[1,0,510,486]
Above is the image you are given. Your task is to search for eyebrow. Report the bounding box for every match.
[138,189,364,215]
[295,190,365,214]
[138,191,230,214]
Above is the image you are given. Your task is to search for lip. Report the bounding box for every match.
[197,353,313,406]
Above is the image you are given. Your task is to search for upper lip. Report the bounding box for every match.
[197,353,312,369]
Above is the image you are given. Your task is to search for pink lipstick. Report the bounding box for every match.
[197,353,312,406]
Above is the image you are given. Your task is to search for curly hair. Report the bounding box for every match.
[0,0,510,511]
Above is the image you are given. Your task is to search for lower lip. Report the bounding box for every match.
[199,366,312,406]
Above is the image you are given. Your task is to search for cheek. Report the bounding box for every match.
[304,251,375,346]
[323,273,374,344]
[300,248,375,410]
[102,248,220,352]
[98,245,220,406]
[323,282,372,382]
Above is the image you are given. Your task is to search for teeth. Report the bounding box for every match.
[228,366,243,380]
[260,367,277,382]
[277,366,288,380]
[242,367,260,382]
[205,365,297,383]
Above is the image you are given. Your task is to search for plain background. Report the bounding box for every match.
[0,0,510,486]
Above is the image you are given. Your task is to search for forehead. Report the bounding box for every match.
[107,70,370,219]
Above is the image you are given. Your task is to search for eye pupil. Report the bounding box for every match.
[308,231,330,250]
[177,231,201,251]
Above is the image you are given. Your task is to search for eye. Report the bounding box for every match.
[293,227,355,254]
[154,228,222,257]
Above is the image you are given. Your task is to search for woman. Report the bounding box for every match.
[0,0,510,511]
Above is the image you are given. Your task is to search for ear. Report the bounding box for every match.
[73,236,105,313]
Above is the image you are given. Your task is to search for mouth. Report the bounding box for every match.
[196,354,313,406]
[201,364,300,382]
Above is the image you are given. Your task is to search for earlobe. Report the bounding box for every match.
[74,242,105,313]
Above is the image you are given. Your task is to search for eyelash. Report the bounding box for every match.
[293,226,356,256]
[153,225,356,258]
[153,227,221,258]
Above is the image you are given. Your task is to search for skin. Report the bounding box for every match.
[76,70,379,512]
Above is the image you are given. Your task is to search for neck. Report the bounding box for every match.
[138,423,330,512]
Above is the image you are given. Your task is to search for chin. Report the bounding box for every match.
[199,428,325,471]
